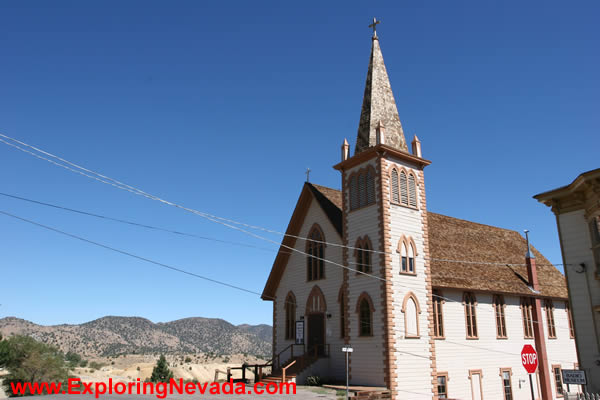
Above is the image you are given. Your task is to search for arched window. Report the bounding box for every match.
[408,242,415,273]
[400,241,408,273]
[400,171,408,205]
[349,167,377,211]
[307,225,325,281]
[408,173,417,207]
[464,292,478,339]
[284,292,296,340]
[358,173,367,207]
[366,169,375,205]
[402,292,421,338]
[391,169,400,203]
[545,299,556,338]
[432,290,444,338]
[356,293,374,337]
[493,295,507,338]
[350,176,358,210]
[355,236,372,273]
[521,297,534,339]
[338,286,347,339]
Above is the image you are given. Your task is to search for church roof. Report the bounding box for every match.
[262,184,568,300]
[355,34,408,154]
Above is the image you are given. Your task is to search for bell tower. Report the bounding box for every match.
[334,20,437,398]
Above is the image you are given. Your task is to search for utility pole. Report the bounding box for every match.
[342,346,353,400]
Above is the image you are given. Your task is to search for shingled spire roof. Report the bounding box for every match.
[355,30,408,154]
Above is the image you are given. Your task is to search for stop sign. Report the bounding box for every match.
[521,344,538,373]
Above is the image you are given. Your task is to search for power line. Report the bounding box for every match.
[0,191,571,291]
[0,209,265,298]
[0,135,575,334]
[0,192,280,253]
[0,133,569,268]
[0,209,576,362]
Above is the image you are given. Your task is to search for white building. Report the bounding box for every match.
[535,168,600,393]
[261,27,578,399]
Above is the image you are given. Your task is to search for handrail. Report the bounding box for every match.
[282,359,297,383]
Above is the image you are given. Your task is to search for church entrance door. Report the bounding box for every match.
[307,312,325,356]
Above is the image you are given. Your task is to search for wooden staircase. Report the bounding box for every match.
[261,344,329,383]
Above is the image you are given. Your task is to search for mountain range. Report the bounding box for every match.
[0,316,272,357]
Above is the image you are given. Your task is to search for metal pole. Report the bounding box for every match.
[345,350,349,400]
[529,373,535,400]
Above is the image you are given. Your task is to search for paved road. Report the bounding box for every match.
[2,386,338,400]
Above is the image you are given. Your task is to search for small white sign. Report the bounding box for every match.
[295,321,304,345]
[562,369,586,385]
[342,346,353,353]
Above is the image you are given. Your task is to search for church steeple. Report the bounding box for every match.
[355,20,408,154]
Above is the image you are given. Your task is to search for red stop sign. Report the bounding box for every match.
[521,344,538,373]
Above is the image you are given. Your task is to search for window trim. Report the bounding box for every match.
[306,223,326,282]
[397,235,418,275]
[463,292,478,339]
[545,299,557,339]
[552,364,564,397]
[284,291,297,341]
[436,372,449,399]
[388,165,419,210]
[432,290,445,339]
[468,369,484,400]
[493,295,508,339]
[354,235,373,274]
[401,291,421,338]
[566,301,575,339]
[499,367,513,400]
[348,165,377,212]
[355,292,375,337]
[521,297,534,339]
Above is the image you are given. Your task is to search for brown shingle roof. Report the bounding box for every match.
[309,185,567,299]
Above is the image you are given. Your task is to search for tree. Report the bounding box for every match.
[0,335,69,397]
[150,355,173,383]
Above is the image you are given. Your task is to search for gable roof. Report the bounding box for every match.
[262,184,568,300]
[261,183,343,300]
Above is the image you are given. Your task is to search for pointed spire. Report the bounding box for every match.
[355,21,408,154]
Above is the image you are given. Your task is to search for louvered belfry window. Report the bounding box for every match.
[349,167,376,210]
[408,174,417,207]
[307,226,325,281]
[400,171,408,205]
[350,176,358,210]
[391,169,400,203]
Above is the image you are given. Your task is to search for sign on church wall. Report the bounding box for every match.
[295,321,304,345]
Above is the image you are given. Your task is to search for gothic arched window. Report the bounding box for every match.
[284,292,296,340]
[355,236,372,273]
[307,225,325,281]
[356,293,374,337]
[391,169,400,203]
[408,173,417,207]
[400,171,408,205]
[402,292,421,338]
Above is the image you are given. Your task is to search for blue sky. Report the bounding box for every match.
[0,1,598,326]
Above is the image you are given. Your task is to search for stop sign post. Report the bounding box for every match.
[521,345,538,400]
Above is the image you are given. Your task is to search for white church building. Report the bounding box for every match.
[261,25,578,400]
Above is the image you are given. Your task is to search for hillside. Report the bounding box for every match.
[0,316,272,357]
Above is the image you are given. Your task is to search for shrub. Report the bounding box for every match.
[185,357,192,363]
[306,375,322,386]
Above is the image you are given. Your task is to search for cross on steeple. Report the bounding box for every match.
[305,168,311,182]
[369,17,380,37]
